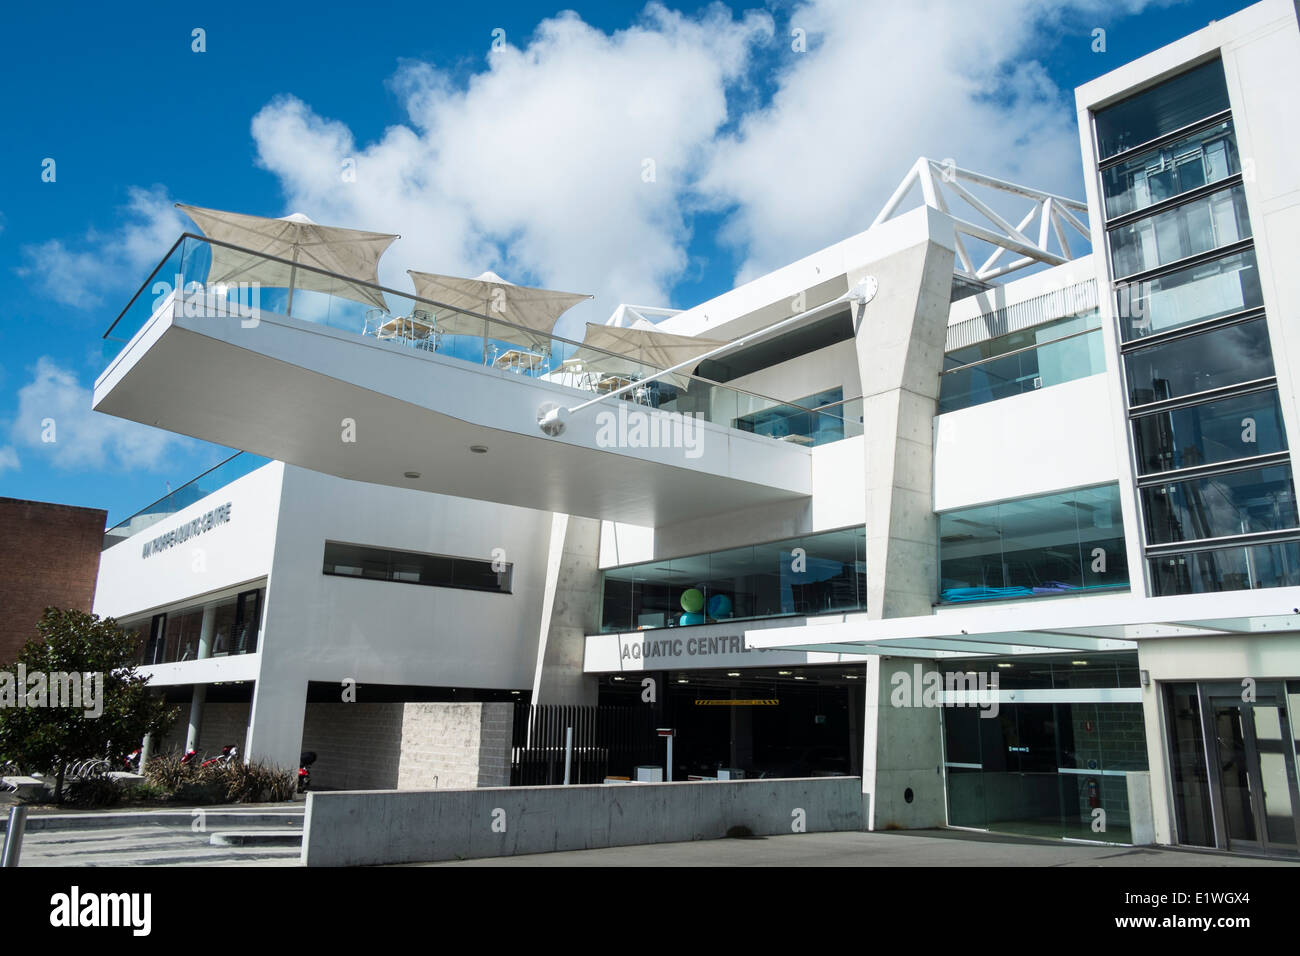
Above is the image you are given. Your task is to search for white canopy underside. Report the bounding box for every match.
[407,270,590,351]
[178,204,398,311]
[575,323,727,388]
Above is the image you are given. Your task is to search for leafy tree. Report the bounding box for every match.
[0,608,176,803]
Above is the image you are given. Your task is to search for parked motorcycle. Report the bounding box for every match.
[201,745,239,769]
[298,751,317,793]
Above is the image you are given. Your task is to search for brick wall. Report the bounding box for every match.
[301,701,514,790]
[0,498,107,665]
[157,701,251,758]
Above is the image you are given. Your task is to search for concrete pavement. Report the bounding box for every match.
[418,828,1300,867]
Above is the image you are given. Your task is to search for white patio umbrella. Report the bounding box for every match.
[575,322,727,388]
[176,203,399,312]
[407,270,590,359]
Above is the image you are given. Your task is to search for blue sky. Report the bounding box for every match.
[0,0,1255,526]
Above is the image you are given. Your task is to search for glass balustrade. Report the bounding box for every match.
[103,234,861,448]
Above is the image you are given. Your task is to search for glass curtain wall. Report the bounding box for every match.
[1095,58,1299,594]
[943,653,1147,842]
[939,311,1105,413]
[937,485,1128,603]
[600,527,866,632]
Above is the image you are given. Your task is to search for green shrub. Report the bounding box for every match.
[65,775,125,808]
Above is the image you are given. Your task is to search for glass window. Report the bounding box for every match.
[1095,59,1230,160]
[1124,317,1274,406]
[598,527,866,632]
[1141,464,1298,545]
[1101,119,1238,219]
[1133,389,1289,475]
[733,387,845,445]
[938,486,1128,602]
[1149,539,1300,595]
[1108,184,1251,279]
[1118,248,1262,341]
[939,313,1104,413]
[322,542,512,593]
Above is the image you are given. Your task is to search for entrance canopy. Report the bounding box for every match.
[745,587,1300,658]
[176,204,398,311]
[574,322,728,388]
[407,270,590,351]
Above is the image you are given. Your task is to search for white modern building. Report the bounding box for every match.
[92,0,1300,856]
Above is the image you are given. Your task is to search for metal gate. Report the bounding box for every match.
[510,704,656,785]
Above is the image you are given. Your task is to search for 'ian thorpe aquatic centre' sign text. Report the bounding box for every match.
[141,502,233,558]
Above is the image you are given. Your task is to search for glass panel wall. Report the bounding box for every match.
[941,653,1147,842]
[1132,389,1288,473]
[1162,683,1215,846]
[1102,118,1238,218]
[939,312,1104,413]
[1109,184,1251,279]
[938,485,1128,603]
[129,588,265,665]
[1140,464,1299,545]
[1119,248,1262,341]
[599,527,865,632]
[1097,61,1300,595]
[1124,317,1274,406]
[1095,59,1230,160]
[1149,539,1300,595]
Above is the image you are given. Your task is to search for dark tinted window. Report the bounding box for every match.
[1141,464,1298,545]
[1132,389,1288,475]
[1125,317,1273,406]
[322,542,512,593]
[1095,59,1230,160]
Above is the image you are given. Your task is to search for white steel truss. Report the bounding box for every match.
[872,157,1091,283]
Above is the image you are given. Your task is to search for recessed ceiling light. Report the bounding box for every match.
[778,670,793,676]
[470,445,488,454]
[403,471,420,479]
[726,672,741,677]
[793,675,806,680]
[1072,660,1089,666]
[676,679,689,684]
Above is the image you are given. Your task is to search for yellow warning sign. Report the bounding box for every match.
[693,699,779,706]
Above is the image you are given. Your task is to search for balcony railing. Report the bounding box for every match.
[103,234,863,449]
[103,451,269,549]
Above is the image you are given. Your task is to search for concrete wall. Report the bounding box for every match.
[302,776,867,866]
[299,701,513,791]
[94,463,283,620]
[0,497,107,666]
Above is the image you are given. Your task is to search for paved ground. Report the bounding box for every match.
[421,829,1300,867]
[11,812,1300,867]
[12,808,303,867]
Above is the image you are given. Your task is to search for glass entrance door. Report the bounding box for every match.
[1201,684,1300,856]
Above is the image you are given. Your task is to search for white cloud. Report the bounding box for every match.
[249,3,774,327]
[8,358,194,470]
[0,446,18,473]
[17,186,185,308]
[698,0,1146,281]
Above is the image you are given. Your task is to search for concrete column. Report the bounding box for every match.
[197,604,216,661]
[847,213,956,826]
[530,513,602,706]
[243,675,308,771]
[861,658,946,830]
[185,685,206,752]
[139,733,153,775]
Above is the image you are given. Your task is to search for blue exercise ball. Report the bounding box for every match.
[707,593,733,618]
[679,612,705,626]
